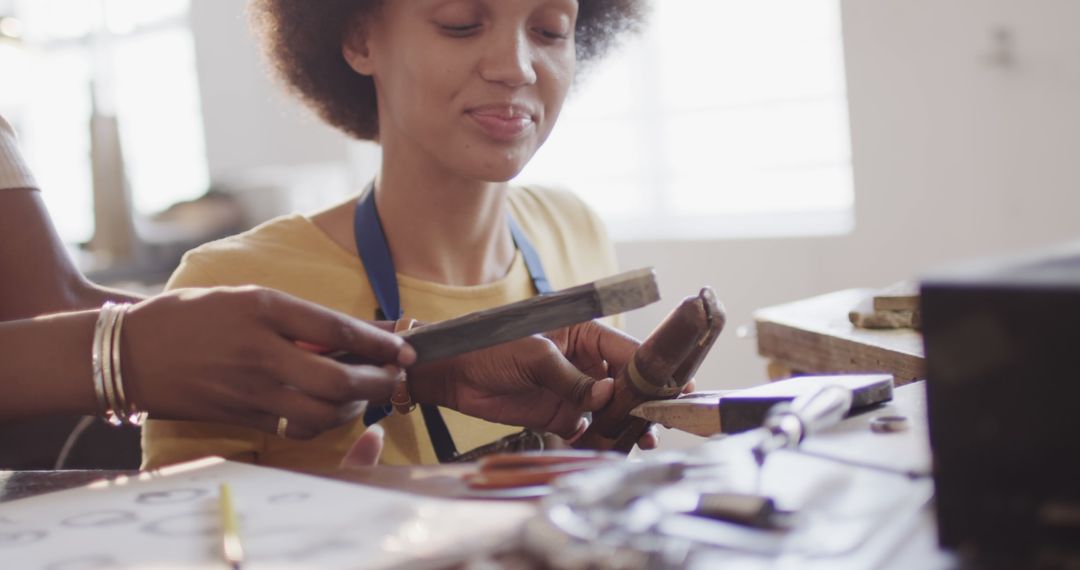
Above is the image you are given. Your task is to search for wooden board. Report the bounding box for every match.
[627,390,731,437]
[847,282,922,330]
[754,289,925,385]
[872,281,920,312]
[630,374,894,436]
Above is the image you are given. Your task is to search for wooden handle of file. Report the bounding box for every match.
[333,268,660,366]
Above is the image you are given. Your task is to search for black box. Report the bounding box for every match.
[921,244,1080,564]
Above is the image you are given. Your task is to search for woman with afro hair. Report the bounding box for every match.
[142,0,665,469]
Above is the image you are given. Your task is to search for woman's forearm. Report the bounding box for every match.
[75,282,144,308]
[0,190,141,319]
[0,190,92,319]
[0,310,101,421]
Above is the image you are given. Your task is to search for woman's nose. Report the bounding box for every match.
[478,29,538,87]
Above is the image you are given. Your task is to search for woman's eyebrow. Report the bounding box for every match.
[419,0,476,10]
[542,0,578,9]
[535,0,579,18]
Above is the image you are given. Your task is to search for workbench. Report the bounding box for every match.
[754,288,925,384]
[0,383,957,568]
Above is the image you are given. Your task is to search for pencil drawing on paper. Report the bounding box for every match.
[43,554,118,570]
[0,529,47,547]
[61,510,137,528]
[0,460,533,568]
[267,491,311,504]
[141,510,218,538]
[135,488,207,505]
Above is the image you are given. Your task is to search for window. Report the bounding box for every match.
[515,0,854,241]
[0,0,207,245]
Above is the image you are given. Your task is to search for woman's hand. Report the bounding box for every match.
[122,286,415,439]
[407,320,667,448]
[543,320,676,449]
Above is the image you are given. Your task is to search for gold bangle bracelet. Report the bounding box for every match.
[110,304,129,414]
[92,302,144,427]
[99,303,124,427]
[110,303,145,426]
[90,303,112,417]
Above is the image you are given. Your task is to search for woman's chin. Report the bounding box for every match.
[467,156,530,184]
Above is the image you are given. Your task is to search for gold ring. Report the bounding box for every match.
[276,416,288,438]
[390,374,415,414]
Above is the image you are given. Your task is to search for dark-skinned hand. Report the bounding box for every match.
[122,286,415,439]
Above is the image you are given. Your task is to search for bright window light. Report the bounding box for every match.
[515,0,854,241]
[2,0,206,245]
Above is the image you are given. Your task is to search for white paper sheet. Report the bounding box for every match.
[0,458,533,569]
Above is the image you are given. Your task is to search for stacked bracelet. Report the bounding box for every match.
[91,302,147,427]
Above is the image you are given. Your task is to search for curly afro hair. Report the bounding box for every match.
[249,0,648,140]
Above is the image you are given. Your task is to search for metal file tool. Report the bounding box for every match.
[750,385,854,468]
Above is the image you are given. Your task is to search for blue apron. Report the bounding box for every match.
[353,181,552,462]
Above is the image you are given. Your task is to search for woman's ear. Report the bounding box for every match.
[342,15,376,76]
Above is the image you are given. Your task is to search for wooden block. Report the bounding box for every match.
[848,308,921,330]
[872,281,920,312]
[765,360,795,381]
[849,285,921,330]
[630,374,894,437]
[754,289,925,386]
[336,268,659,365]
[717,373,893,434]
[628,390,731,437]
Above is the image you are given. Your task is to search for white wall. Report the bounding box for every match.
[189,0,351,180]
[189,1,1080,447]
[618,0,1080,401]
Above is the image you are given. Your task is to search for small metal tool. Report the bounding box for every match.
[692,492,795,530]
[750,385,854,490]
[870,414,910,433]
[463,451,623,490]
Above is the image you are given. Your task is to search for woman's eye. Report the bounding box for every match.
[438,23,481,37]
[533,27,570,42]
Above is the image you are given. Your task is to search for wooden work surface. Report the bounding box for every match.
[755,288,925,385]
[0,470,138,503]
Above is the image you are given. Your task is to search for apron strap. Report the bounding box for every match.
[353,182,553,462]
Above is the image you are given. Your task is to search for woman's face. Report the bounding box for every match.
[345,0,578,183]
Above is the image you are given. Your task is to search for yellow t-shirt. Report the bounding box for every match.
[141,186,619,469]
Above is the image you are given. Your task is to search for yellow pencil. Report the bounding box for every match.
[219,483,244,569]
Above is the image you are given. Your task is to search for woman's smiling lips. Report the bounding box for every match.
[465,104,536,142]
